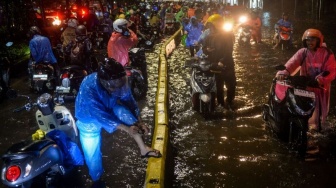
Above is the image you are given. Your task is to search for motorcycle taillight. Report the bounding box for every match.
[61,72,69,79]
[126,69,132,76]
[6,165,21,182]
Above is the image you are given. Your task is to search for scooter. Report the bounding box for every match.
[237,24,252,46]
[54,47,98,99]
[262,65,329,158]
[1,90,82,188]
[29,62,56,94]
[274,26,292,50]
[126,47,148,100]
[55,64,88,99]
[0,42,12,101]
[185,55,217,118]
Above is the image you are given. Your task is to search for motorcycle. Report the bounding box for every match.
[185,55,217,118]
[138,21,157,50]
[55,64,88,99]
[126,47,148,100]
[54,44,99,99]
[29,62,56,94]
[274,26,292,50]
[0,42,13,101]
[1,90,82,188]
[262,65,329,158]
[237,24,252,46]
[94,23,111,49]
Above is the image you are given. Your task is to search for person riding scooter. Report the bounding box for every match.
[273,12,293,49]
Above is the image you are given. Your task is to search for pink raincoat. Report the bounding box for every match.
[107,30,138,66]
[279,47,336,130]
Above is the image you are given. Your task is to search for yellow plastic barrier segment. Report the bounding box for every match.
[145,28,182,187]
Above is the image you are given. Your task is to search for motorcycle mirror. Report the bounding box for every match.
[275,65,286,71]
[6,89,18,99]
[6,42,13,47]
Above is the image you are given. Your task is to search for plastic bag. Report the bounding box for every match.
[181,34,187,46]
[47,130,84,166]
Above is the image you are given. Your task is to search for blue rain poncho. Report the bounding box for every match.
[29,35,57,64]
[184,17,204,47]
[75,73,140,133]
[75,73,140,181]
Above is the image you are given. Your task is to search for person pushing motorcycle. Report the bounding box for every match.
[198,14,236,110]
[276,29,335,132]
[75,58,161,187]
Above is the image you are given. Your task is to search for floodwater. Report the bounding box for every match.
[169,11,336,188]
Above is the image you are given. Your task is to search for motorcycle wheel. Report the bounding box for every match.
[289,120,308,158]
[200,101,211,119]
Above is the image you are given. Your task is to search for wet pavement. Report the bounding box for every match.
[1,9,336,188]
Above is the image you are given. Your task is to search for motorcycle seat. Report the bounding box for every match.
[4,139,56,156]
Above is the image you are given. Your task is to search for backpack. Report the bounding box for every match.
[70,41,85,65]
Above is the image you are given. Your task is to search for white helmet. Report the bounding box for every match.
[113,18,128,33]
[67,18,78,28]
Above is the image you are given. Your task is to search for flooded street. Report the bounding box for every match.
[169,11,336,188]
[1,8,336,187]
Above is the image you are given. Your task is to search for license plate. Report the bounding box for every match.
[33,74,48,80]
[294,88,315,98]
[56,86,70,93]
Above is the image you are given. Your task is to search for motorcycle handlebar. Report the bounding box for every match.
[13,103,34,112]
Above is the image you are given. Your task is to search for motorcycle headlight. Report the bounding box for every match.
[238,15,248,24]
[223,22,233,32]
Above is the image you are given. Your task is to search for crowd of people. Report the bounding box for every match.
[25,1,335,187]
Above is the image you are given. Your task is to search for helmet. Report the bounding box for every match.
[103,12,110,18]
[302,28,323,47]
[28,26,41,37]
[67,18,78,28]
[75,25,87,36]
[206,14,223,24]
[113,18,128,33]
[118,14,125,19]
[98,58,127,93]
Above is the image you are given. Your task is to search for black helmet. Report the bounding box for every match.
[27,26,41,38]
[98,58,127,93]
[98,58,126,80]
[76,25,87,36]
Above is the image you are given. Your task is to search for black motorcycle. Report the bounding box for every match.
[138,21,160,50]
[185,56,217,118]
[127,47,148,100]
[30,62,56,94]
[262,65,329,158]
[0,42,12,101]
[94,23,111,49]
